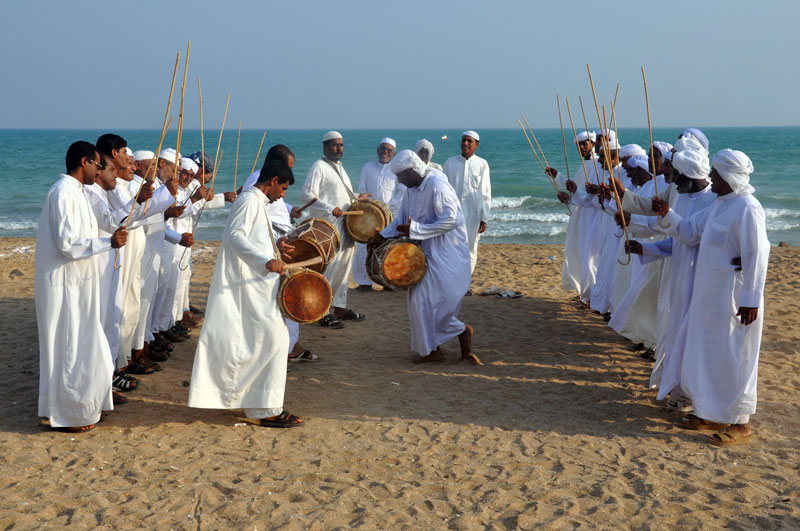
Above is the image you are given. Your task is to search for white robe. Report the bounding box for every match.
[380,171,471,357]
[589,165,625,314]
[35,175,114,427]
[555,161,593,294]
[300,158,356,309]
[442,154,491,274]
[566,161,605,302]
[666,192,770,423]
[188,188,289,411]
[353,159,406,286]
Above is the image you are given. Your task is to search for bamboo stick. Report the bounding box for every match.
[565,98,592,185]
[198,79,205,184]
[518,119,570,215]
[600,105,630,265]
[212,92,230,186]
[234,121,241,192]
[250,131,267,175]
[521,114,551,169]
[296,197,317,214]
[172,42,190,198]
[556,94,571,182]
[517,120,546,171]
[642,66,670,228]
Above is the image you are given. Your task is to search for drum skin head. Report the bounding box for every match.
[346,200,390,243]
[383,243,427,287]
[280,270,333,324]
[283,240,325,273]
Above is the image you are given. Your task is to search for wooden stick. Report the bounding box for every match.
[578,96,602,187]
[521,114,551,169]
[340,210,364,216]
[600,105,630,265]
[556,94,571,182]
[212,92,230,185]
[171,42,190,200]
[586,64,607,180]
[284,256,324,270]
[517,120,546,171]
[518,119,569,214]
[198,78,205,183]
[234,121,241,192]
[250,131,267,175]
[641,66,658,196]
[565,98,592,185]
[296,197,317,214]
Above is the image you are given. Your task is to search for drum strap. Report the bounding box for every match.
[323,158,356,203]
[261,200,282,259]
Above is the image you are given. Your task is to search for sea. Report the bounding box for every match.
[1,128,798,245]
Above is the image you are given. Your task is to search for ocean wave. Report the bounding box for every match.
[764,208,800,219]
[767,220,800,232]
[0,220,38,231]
[485,224,567,237]
[489,211,569,223]
[491,196,531,208]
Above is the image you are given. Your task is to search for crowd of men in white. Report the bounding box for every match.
[35,131,490,431]
[35,126,767,446]
[549,127,769,447]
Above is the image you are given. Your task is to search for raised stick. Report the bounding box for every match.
[250,131,267,175]
[171,41,190,199]
[234,121,241,192]
[578,96,602,186]
[296,197,317,214]
[517,120,546,171]
[521,114,551,169]
[600,105,630,265]
[518,119,569,214]
[284,256,324,270]
[565,98,592,185]
[556,94,571,183]
[198,79,205,183]
[212,93,230,186]
[641,66,670,228]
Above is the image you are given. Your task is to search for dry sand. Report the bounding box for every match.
[0,237,798,529]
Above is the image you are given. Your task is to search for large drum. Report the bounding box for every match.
[345,199,393,243]
[279,269,333,324]
[367,238,427,291]
[283,218,340,273]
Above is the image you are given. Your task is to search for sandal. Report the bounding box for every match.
[112,373,138,392]
[113,391,128,405]
[336,309,365,322]
[289,350,319,363]
[682,414,729,431]
[709,426,752,447]
[260,410,304,428]
[318,315,344,329]
[122,360,154,375]
[665,397,694,413]
[138,356,163,372]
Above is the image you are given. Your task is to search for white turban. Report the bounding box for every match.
[672,149,710,182]
[576,130,596,143]
[674,135,708,156]
[651,141,673,159]
[322,130,343,142]
[681,128,709,152]
[629,155,651,174]
[180,157,199,173]
[462,130,480,142]
[620,144,646,158]
[712,149,755,195]
[604,130,620,150]
[415,139,435,158]
[159,148,181,164]
[390,149,427,177]
[133,150,155,161]
[379,137,396,148]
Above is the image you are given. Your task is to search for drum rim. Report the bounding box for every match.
[279,269,333,324]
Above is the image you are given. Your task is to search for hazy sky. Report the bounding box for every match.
[1,1,797,130]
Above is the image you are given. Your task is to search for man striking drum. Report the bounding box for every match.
[187,159,303,428]
[371,150,481,365]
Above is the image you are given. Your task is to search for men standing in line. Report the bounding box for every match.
[375,150,479,365]
[443,131,491,279]
[353,137,404,291]
[300,131,368,328]
[36,141,128,432]
[188,160,303,428]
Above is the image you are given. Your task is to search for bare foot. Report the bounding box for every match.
[413,348,445,364]
[458,325,483,365]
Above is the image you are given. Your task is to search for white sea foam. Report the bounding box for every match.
[0,221,38,231]
[489,211,569,223]
[491,196,531,208]
[485,224,567,237]
[767,220,800,232]
[764,207,800,219]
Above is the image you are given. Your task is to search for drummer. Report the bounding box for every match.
[371,150,481,365]
[353,137,405,292]
[300,131,369,329]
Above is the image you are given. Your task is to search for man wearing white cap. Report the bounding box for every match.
[372,150,479,365]
[415,139,442,171]
[624,149,716,411]
[443,130,491,278]
[657,149,769,446]
[353,138,404,291]
[300,131,369,327]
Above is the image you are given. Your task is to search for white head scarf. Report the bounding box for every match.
[159,148,181,164]
[379,137,396,148]
[415,139,435,159]
[651,141,673,159]
[576,131,596,143]
[390,149,427,177]
[712,149,755,195]
[180,157,199,173]
[681,128,709,152]
[604,130,620,150]
[620,144,646,158]
[133,150,155,161]
[629,155,651,174]
[674,135,708,156]
[672,149,710,182]
[462,130,480,142]
[322,130,342,142]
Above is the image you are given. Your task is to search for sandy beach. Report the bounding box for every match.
[0,237,798,529]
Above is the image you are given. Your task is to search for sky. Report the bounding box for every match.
[1,0,798,130]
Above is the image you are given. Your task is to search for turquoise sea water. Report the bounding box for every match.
[1,128,798,245]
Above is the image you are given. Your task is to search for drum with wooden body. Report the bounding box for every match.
[283,218,340,274]
[278,269,333,324]
[367,238,427,291]
[345,198,393,243]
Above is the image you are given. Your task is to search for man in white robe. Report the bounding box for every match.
[353,137,405,291]
[300,131,369,327]
[36,141,128,431]
[443,130,491,277]
[188,159,303,428]
[375,150,479,365]
[661,150,769,446]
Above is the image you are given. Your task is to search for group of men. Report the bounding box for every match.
[548,127,770,447]
[35,130,490,431]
